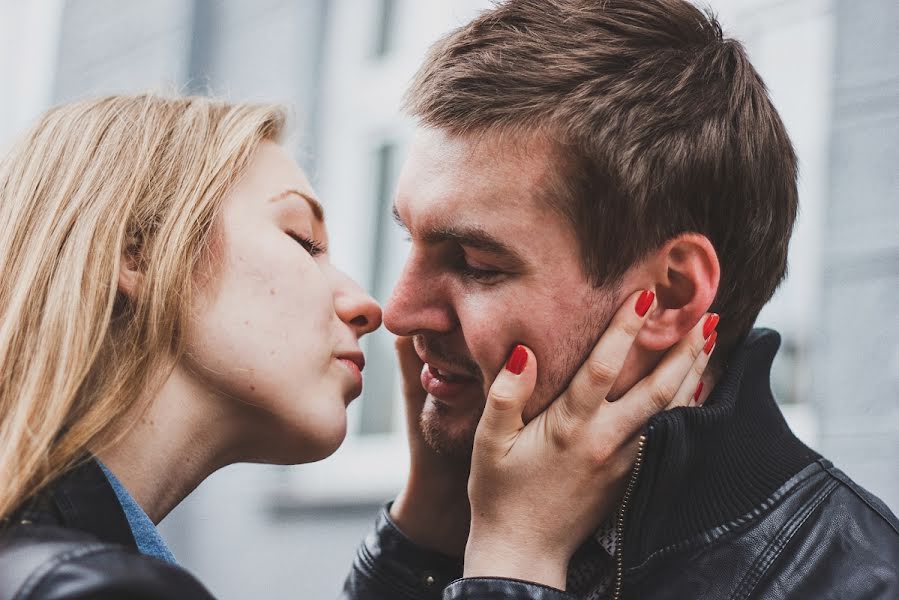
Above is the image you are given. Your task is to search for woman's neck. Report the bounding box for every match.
[94,366,243,524]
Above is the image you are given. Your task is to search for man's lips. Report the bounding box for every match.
[420,362,481,404]
[413,345,480,381]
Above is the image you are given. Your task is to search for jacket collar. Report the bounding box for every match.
[19,457,139,550]
[622,328,821,569]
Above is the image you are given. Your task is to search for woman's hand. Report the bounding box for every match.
[389,336,472,557]
[464,290,717,590]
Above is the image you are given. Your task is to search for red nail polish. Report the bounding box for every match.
[693,381,704,404]
[704,330,718,355]
[505,345,528,375]
[703,313,720,339]
[635,290,655,317]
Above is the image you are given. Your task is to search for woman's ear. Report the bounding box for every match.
[118,250,143,299]
[637,233,720,351]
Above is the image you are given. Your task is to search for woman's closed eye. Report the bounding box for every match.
[286,230,327,257]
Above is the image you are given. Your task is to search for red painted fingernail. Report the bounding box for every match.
[505,345,528,375]
[635,290,655,317]
[704,330,718,355]
[703,313,720,339]
[693,381,704,404]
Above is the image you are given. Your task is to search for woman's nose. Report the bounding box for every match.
[333,273,382,338]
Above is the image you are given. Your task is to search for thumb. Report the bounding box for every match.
[477,345,538,447]
[395,336,426,406]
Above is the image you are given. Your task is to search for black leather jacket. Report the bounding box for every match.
[2,330,897,599]
[0,459,544,599]
[342,330,899,599]
[0,460,556,600]
[0,458,215,599]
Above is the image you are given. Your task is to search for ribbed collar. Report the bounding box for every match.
[621,328,821,571]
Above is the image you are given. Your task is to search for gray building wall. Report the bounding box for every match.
[53,0,192,102]
[813,0,899,509]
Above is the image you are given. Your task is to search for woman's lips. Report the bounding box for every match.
[338,358,363,400]
[420,363,480,403]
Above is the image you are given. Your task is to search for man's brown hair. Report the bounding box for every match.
[404,0,798,356]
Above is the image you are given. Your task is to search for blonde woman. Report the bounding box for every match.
[0,95,712,599]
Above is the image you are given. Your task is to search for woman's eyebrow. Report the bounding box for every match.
[269,189,324,221]
[392,204,409,232]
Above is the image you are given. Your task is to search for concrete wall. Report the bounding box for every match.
[812,0,899,508]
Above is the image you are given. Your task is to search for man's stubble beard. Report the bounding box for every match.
[420,396,481,462]
[419,289,619,465]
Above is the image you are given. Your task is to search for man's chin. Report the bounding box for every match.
[419,394,483,463]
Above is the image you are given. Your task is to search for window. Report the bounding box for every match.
[372,0,396,58]
[358,142,401,434]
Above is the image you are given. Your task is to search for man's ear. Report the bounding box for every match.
[637,233,720,351]
[118,249,143,299]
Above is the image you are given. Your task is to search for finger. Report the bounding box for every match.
[628,312,712,413]
[476,345,537,449]
[668,313,718,409]
[395,336,427,413]
[556,289,656,420]
[598,313,716,441]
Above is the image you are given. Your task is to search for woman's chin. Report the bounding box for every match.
[305,425,348,462]
[283,410,348,464]
[240,395,350,465]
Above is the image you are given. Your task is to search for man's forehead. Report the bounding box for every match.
[409,127,554,180]
[397,129,562,227]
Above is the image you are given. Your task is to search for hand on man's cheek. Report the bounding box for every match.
[459,279,613,423]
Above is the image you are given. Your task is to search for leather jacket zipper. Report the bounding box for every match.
[612,433,647,600]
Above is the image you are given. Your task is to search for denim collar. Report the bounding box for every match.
[96,461,178,565]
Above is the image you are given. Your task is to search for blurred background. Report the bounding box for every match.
[1,0,896,597]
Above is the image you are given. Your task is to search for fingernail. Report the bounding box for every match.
[704,330,718,355]
[505,344,528,375]
[693,381,704,404]
[703,313,720,339]
[635,290,655,317]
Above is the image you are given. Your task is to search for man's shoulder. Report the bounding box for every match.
[745,463,899,599]
[715,460,896,565]
[0,523,213,600]
[634,462,899,599]
[767,460,898,553]
[820,463,899,533]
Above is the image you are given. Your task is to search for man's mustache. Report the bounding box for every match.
[413,335,483,382]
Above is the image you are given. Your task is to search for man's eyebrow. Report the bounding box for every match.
[269,189,324,222]
[424,225,520,259]
[392,203,521,262]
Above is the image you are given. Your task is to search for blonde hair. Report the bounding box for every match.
[0,94,285,520]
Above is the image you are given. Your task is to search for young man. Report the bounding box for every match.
[344,1,899,598]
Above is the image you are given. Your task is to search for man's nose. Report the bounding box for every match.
[383,258,455,337]
[332,271,382,338]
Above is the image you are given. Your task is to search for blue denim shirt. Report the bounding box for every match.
[96,461,178,565]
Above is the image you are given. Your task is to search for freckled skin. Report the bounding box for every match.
[181,142,381,464]
[385,130,638,459]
